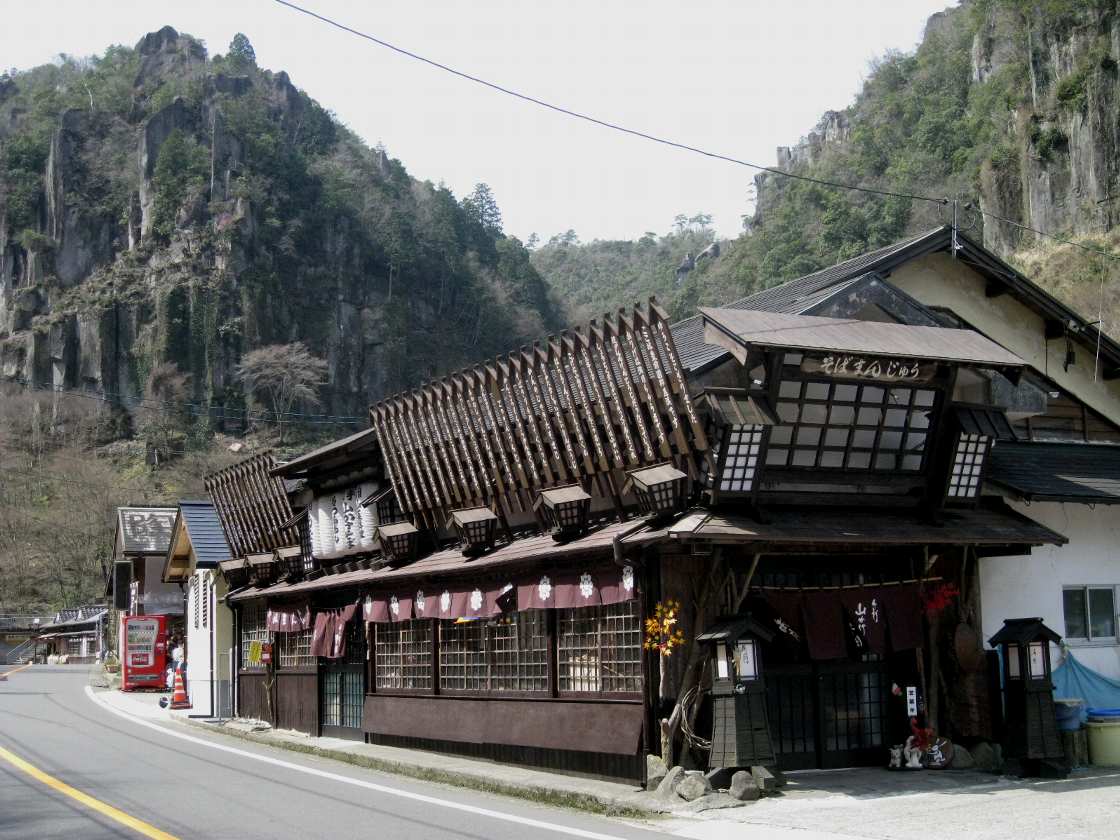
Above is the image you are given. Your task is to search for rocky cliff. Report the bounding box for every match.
[0,28,561,427]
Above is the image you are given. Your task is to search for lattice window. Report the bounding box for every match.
[439,620,488,690]
[201,574,210,630]
[719,425,765,492]
[489,611,549,692]
[276,628,314,668]
[377,490,406,526]
[558,601,642,694]
[374,620,433,690]
[947,433,989,499]
[768,378,936,473]
[239,602,269,670]
[191,577,200,630]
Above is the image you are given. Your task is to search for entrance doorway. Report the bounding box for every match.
[320,619,365,739]
[767,656,891,770]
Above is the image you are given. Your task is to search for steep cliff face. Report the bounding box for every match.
[0,28,561,425]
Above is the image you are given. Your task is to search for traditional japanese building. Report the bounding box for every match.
[109,507,180,657]
[213,226,1118,781]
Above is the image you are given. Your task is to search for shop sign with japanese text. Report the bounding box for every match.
[801,353,936,382]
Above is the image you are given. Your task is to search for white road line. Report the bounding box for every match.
[85,687,635,840]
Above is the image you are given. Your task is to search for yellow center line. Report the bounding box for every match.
[0,663,33,679]
[0,744,180,840]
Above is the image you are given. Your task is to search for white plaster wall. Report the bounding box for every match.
[186,570,214,717]
[979,500,1120,679]
[889,253,1120,424]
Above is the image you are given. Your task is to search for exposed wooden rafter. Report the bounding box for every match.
[204,452,298,558]
[370,299,708,524]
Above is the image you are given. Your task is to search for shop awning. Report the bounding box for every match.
[701,308,1025,369]
[668,500,1066,551]
[229,519,666,601]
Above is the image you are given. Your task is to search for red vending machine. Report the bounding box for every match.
[121,615,168,691]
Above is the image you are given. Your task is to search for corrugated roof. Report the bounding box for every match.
[988,442,1120,504]
[701,308,1025,367]
[672,228,947,373]
[117,507,177,555]
[178,501,233,567]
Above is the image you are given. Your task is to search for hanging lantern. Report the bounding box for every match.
[535,484,592,542]
[449,507,499,555]
[696,388,775,499]
[375,521,420,564]
[625,463,689,518]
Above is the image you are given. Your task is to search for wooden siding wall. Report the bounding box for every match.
[205,453,298,557]
[275,672,318,734]
[370,301,710,527]
[238,673,270,723]
[364,695,644,782]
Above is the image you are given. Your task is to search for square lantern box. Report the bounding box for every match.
[697,616,776,772]
[625,463,689,519]
[375,521,420,564]
[944,405,1015,505]
[989,617,1067,776]
[218,557,250,589]
[246,553,280,585]
[696,388,776,501]
[449,507,499,555]
[274,545,304,579]
[535,484,592,542]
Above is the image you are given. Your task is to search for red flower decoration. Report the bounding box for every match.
[921,582,959,617]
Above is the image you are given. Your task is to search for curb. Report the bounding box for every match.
[176,717,664,819]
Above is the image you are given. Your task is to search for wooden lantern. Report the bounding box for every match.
[697,615,776,771]
[449,507,499,555]
[535,484,592,542]
[988,617,1067,776]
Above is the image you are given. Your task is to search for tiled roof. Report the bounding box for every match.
[988,442,1120,504]
[117,507,177,555]
[178,501,233,567]
[671,227,947,373]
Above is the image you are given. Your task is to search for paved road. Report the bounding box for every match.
[0,666,672,840]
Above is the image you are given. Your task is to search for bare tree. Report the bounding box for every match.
[138,362,192,466]
[236,342,328,443]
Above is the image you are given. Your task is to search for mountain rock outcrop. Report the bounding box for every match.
[0,28,561,426]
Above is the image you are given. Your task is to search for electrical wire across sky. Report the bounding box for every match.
[273,0,1119,263]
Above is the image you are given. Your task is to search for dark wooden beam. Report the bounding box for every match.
[985,280,1008,298]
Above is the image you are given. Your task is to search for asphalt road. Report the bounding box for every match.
[0,666,673,840]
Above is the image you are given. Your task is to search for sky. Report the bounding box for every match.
[6,0,955,243]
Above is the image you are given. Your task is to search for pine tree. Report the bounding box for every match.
[229,33,256,67]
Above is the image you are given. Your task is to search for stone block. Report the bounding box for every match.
[677,774,711,802]
[646,754,669,789]
[682,793,746,813]
[655,765,685,801]
[971,741,997,772]
[750,765,778,793]
[730,770,761,801]
[952,744,974,769]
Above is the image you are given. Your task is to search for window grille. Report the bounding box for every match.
[377,490,406,526]
[239,602,269,670]
[947,433,989,498]
[558,601,642,694]
[201,574,210,630]
[768,379,936,473]
[489,611,549,692]
[718,425,765,492]
[439,620,488,691]
[277,628,314,668]
[191,577,200,630]
[374,620,433,690]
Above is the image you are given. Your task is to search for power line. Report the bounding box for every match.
[272,0,942,207]
[274,1,1120,268]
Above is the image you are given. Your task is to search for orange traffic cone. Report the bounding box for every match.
[170,667,191,710]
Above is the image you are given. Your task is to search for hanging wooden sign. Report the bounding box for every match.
[801,353,936,383]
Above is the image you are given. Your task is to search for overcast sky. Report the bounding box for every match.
[8,1,954,242]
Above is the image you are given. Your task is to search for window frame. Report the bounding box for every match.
[372,618,435,694]
[238,601,270,672]
[557,601,644,700]
[437,610,552,698]
[1062,584,1118,645]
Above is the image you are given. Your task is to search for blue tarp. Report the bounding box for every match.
[1052,649,1120,723]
